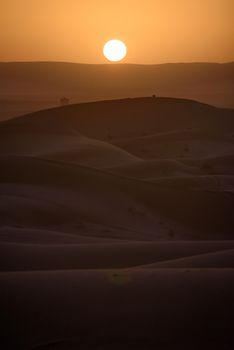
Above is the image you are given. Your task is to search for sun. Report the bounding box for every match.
[103,40,127,62]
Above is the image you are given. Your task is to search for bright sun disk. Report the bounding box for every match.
[103,40,127,62]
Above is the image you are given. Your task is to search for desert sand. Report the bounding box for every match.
[1,97,234,349]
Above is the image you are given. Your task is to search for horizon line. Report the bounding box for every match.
[0,60,234,66]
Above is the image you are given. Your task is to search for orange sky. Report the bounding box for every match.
[1,0,234,64]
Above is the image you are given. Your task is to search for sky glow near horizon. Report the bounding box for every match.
[1,0,233,64]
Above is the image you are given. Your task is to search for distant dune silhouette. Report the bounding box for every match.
[0,61,233,120]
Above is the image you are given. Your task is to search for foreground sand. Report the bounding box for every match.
[1,268,234,349]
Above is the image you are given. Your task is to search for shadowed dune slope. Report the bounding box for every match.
[108,159,200,178]
[1,241,234,271]
[0,227,127,245]
[2,97,234,141]
[114,135,234,159]
[0,98,234,239]
[1,98,233,166]
[181,154,234,175]
[149,174,234,191]
[1,156,234,239]
[140,248,234,268]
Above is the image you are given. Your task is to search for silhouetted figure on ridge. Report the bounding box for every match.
[60,97,69,106]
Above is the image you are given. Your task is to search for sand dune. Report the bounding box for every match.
[1,155,234,239]
[1,97,233,168]
[0,130,139,168]
[41,137,139,169]
[0,159,166,240]
[1,61,234,121]
[2,240,234,271]
[140,248,234,268]
[181,154,234,175]
[149,174,234,191]
[1,97,234,349]
[2,97,234,141]
[0,226,127,245]
[108,159,200,178]
[115,135,234,159]
[1,98,234,238]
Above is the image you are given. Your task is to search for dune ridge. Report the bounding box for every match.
[1,61,234,120]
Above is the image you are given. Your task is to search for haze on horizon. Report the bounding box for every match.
[1,0,234,64]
